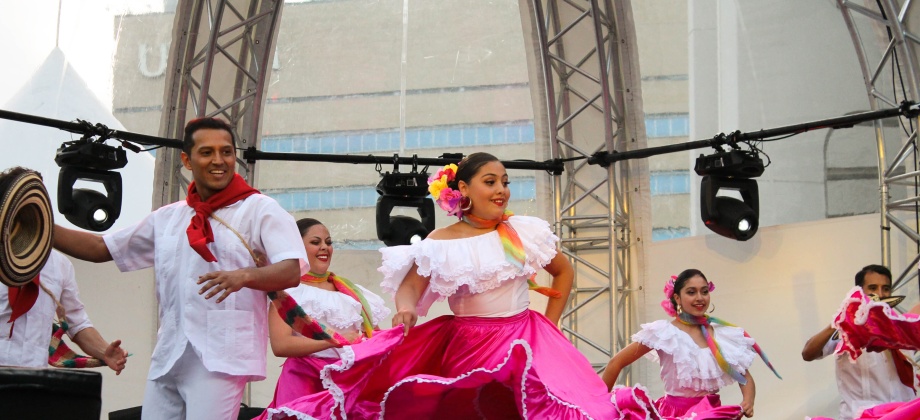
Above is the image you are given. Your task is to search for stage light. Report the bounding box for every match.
[55,140,127,231]
[695,150,763,241]
[375,171,435,247]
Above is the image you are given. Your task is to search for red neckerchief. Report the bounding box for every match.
[890,349,917,392]
[8,275,39,335]
[185,174,259,262]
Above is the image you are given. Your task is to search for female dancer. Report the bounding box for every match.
[267,153,621,419]
[603,269,781,419]
[258,218,390,417]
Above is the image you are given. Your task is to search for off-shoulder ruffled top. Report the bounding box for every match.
[286,282,390,358]
[632,319,757,397]
[378,215,558,317]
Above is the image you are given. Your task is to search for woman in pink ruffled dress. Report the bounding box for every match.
[257,218,390,419]
[603,269,781,420]
[265,153,622,419]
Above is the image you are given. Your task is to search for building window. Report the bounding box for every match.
[645,113,689,138]
[652,227,691,241]
[266,177,536,212]
[262,121,536,154]
[649,171,691,196]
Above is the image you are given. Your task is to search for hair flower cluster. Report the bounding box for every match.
[428,163,464,218]
[661,275,678,317]
[428,163,456,199]
[660,274,716,317]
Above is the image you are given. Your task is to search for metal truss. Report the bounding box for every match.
[526,0,649,380]
[151,0,648,387]
[152,0,284,405]
[153,0,284,207]
[837,0,920,295]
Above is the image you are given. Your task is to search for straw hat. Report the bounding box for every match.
[0,169,53,287]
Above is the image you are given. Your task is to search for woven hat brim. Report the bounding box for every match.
[0,171,53,287]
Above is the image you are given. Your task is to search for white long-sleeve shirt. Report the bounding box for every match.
[0,250,93,368]
[104,194,307,381]
[819,336,915,420]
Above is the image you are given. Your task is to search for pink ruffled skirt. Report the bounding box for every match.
[263,309,621,419]
[654,394,742,419]
[256,355,340,420]
[809,397,920,420]
[611,387,741,420]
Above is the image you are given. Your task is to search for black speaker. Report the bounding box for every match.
[0,367,101,420]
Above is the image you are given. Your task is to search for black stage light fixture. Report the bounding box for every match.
[376,171,435,246]
[695,149,764,241]
[55,140,127,231]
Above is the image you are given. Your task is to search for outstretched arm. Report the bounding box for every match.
[802,325,835,361]
[391,263,429,336]
[739,371,755,417]
[71,327,127,375]
[53,225,112,263]
[198,259,300,303]
[601,341,652,390]
[542,252,573,325]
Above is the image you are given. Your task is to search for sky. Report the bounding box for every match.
[0,0,163,108]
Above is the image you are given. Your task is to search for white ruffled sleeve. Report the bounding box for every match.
[289,285,363,330]
[712,324,757,374]
[508,215,559,269]
[377,242,444,316]
[378,244,418,296]
[632,320,680,353]
[632,320,756,393]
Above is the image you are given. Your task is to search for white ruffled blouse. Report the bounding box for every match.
[632,319,757,397]
[379,215,558,317]
[285,281,390,358]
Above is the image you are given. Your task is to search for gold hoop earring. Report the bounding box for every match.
[708,303,715,313]
[460,196,472,212]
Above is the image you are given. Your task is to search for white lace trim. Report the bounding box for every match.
[377,339,596,420]
[543,381,596,419]
[287,283,391,331]
[611,383,656,420]
[632,320,756,391]
[318,345,356,420]
[378,215,558,300]
[377,340,535,418]
[832,286,920,362]
[520,340,533,419]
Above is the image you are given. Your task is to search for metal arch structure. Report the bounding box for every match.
[153,0,649,383]
[837,1,920,294]
[524,0,650,379]
[153,0,284,207]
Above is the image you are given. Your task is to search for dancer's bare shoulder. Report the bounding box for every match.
[426,222,491,240]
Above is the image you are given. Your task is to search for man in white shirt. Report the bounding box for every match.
[0,167,126,372]
[0,249,128,372]
[802,265,915,420]
[53,118,308,420]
